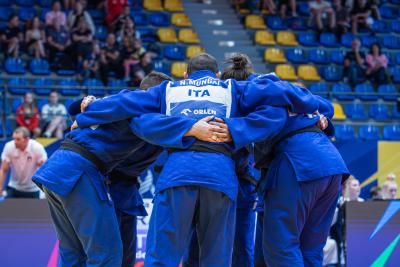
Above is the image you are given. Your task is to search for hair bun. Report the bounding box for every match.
[232,55,249,70]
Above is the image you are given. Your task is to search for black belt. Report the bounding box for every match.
[168,141,232,158]
[108,169,139,184]
[60,139,107,175]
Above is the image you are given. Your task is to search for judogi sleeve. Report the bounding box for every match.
[76,83,166,128]
[316,96,334,119]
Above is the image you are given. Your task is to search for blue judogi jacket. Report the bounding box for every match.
[74,71,321,200]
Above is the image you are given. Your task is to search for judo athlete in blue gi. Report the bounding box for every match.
[74,53,323,267]
[32,72,179,266]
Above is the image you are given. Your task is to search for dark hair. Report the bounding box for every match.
[140,71,173,90]
[8,14,18,22]
[221,53,254,81]
[187,53,218,75]
[370,43,381,55]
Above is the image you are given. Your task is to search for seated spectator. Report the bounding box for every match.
[370,185,383,200]
[382,181,398,200]
[334,0,350,37]
[99,33,123,85]
[41,91,67,139]
[45,1,67,28]
[47,17,74,70]
[68,0,95,34]
[278,0,297,18]
[64,0,76,10]
[111,5,131,33]
[105,0,128,27]
[370,0,381,19]
[309,0,336,32]
[25,16,46,59]
[81,42,100,79]
[323,237,338,266]
[343,38,366,86]
[341,175,364,203]
[366,43,389,86]
[71,16,94,63]
[261,0,277,14]
[122,37,145,80]
[351,0,373,34]
[1,14,23,58]
[116,17,139,44]
[386,173,396,182]
[16,92,41,138]
[130,52,154,86]
[0,127,47,198]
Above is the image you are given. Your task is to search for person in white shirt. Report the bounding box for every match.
[340,175,365,203]
[41,91,67,139]
[0,127,47,198]
[309,0,336,31]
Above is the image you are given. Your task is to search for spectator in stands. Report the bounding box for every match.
[64,0,76,11]
[0,127,47,198]
[309,0,336,32]
[45,1,67,28]
[105,0,128,28]
[68,0,95,34]
[1,14,23,58]
[47,17,74,70]
[116,17,139,44]
[129,51,154,86]
[382,181,398,199]
[99,33,123,85]
[278,0,298,18]
[81,42,100,79]
[25,16,46,59]
[41,91,67,139]
[370,185,383,200]
[386,173,396,182]
[71,16,94,63]
[16,92,41,138]
[261,0,277,14]
[111,4,131,33]
[341,175,364,202]
[334,0,350,37]
[370,0,381,20]
[343,38,366,86]
[351,0,373,34]
[366,43,389,86]
[122,37,145,80]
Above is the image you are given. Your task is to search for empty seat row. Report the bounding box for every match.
[143,0,183,12]
[265,48,345,64]
[130,12,192,27]
[344,101,400,121]
[157,28,199,43]
[164,45,204,60]
[336,124,400,141]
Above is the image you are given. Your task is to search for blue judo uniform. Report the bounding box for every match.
[75,70,323,267]
[256,96,350,267]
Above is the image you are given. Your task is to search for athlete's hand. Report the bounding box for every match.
[208,118,232,142]
[317,115,328,131]
[71,120,78,130]
[185,116,228,142]
[81,95,96,112]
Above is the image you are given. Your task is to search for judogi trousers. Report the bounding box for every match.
[116,210,137,267]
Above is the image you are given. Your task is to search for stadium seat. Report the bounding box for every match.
[298,32,319,47]
[157,28,178,43]
[360,35,379,48]
[344,101,367,120]
[266,16,286,30]
[355,83,378,101]
[397,53,400,65]
[335,124,356,141]
[332,83,354,101]
[255,31,276,45]
[287,17,308,31]
[164,45,186,60]
[297,65,320,81]
[359,124,380,141]
[391,105,400,119]
[0,120,12,137]
[264,48,287,63]
[30,59,50,75]
[383,36,400,49]
[331,50,345,64]
[333,102,346,120]
[143,0,163,11]
[322,66,343,82]
[186,45,204,58]
[310,49,329,64]
[19,7,36,22]
[59,79,81,96]
[0,7,12,21]
[12,98,23,113]
[150,12,170,26]
[298,2,310,16]
[320,33,340,47]
[38,99,48,112]
[341,33,355,48]
[383,124,400,140]
[245,15,266,29]
[309,82,329,98]
[372,20,390,33]
[378,84,397,101]
[178,29,199,43]
[33,78,53,95]
[5,58,26,74]
[171,13,192,27]
[171,62,188,78]
[275,64,298,80]
[108,79,127,94]
[131,12,149,26]
[40,8,50,21]
[392,20,400,33]
[380,6,397,19]
[95,25,107,41]
[84,79,105,96]
[16,0,34,7]
[276,31,298,46]
[390,67,400,83]
[37,0,52,7]
[137,28,157,43]
[369,102,389,120]
[154,60,171,75]
[88,9,104,21]
[164,0,183,12]
[286,48,308,64]
[8,78,30,95]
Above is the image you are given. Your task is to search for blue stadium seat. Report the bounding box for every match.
[369,102,389,120]
[380,6,397,19]
[266,16,287,30]
[5,58,26,74]
[359,124,380,141]
[108,79,127,94]
[38,99,48,112]
[383,36,400,49]
[341,33,355,48]
[390,0,400,4]
[383,124,400,140]
[64,99,75,111]
[150,12,170,26]
[389,67,400,83]
[84,79,105,96]
[38,0,52,7]
[392,20,400,33]
[397,52,400,65]
[360,35,379,48]
[88,9,104,20]
[131,12,148,26]
[16,0,34,7]
[95,25,107,41]
[8,78,30,95]
[355,83,378,101]
[33,78,53,95]
[391,105,400,119]
[30,59,50,75]
[372,20,390,33]
[332,83,354,101]
[320,33,340,47]
[298,32,319,47]
[40,8,50,21]
[19,7,36,22]
[164,45,186,61]
[322,66,343,82]
[11,97,22,113]
[0,7,12,21]
[286,48,308,64]
[287,17,307,31]
[297,2,309,16]
[331,50,345,64]
[0,120,13,137]
[309,49,329,64]
[344,101,368,120]
[137,27,157,43]
[154,60,170,75]
[59,79,81,96]
[309,82,329,98]
[335,124,356,141]
[378,84,397,101]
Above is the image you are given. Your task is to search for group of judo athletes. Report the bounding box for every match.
[32,52,349,267]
